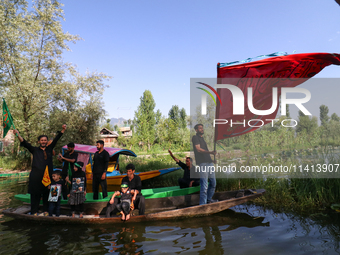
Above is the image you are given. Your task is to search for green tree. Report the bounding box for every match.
[134,90,156,150]
[320,105,330,126]
[331,113,340,122]
[0,0,110,143]
[296,110,318,134]
[179,108,187,129]
[168,105,180,127]
[286,104,290,118]
[155,109,162,125]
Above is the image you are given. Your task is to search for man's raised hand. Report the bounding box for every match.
[61,124,67,133]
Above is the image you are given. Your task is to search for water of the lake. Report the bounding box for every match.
[1,177,340,255]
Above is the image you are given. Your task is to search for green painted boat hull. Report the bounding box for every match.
[14,186,200,205]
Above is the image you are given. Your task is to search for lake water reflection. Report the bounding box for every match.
[1,179,340,254]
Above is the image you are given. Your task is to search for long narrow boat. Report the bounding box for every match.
[14,185,201,211]
[61,144,180,188]
[3,189,265,224]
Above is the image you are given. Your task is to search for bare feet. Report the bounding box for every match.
[72,213,75,218]
[126,214,130,221]
[121,213,126,221]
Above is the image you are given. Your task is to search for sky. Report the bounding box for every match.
[60,0,340,121]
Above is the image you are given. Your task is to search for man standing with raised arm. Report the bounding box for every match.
[13,124,66,215]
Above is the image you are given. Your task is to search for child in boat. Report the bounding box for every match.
[109,182,137,221]
[48,170,64,217]
[66,161,86,218]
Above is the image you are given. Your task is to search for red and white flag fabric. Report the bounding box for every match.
[215,53,340,141]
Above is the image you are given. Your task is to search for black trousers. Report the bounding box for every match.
[106,195,145,217]
[30,190,49,214]
[116,202,131,215]
[48,198,61,216]
[71,204,84,214]
[92,175,108,199]
[178,178,200,189]
[61,174,69,200]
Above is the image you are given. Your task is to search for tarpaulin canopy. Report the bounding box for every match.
[62,144,137,157]
[215,52,340,141]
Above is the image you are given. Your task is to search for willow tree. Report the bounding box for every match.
[0,0,110,145]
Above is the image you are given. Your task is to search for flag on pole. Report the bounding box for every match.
[42,166,51,186]
[3,98,16,138]
[215,52,340,141]
[67,163,72,188]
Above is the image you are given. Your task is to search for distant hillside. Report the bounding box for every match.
[109,117,126,126]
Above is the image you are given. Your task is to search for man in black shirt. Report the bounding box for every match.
[168,149,199,188]
[106,163,145,217]
[92,140,110,200]
[58,142,78,199]
[13,124,66,215]
[192,124,217,205]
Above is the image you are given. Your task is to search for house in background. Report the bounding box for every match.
[100,128,119,147]
[119,126,132,138]
[99,126,132,147]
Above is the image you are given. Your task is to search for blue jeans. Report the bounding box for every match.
[199,162,216,205]
[48,198,61,216]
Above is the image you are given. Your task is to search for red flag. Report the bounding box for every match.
[215,53,340,141]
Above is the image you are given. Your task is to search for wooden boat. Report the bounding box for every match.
[14,185,201,211]
[2,189,265,224]
[60,144,180,188]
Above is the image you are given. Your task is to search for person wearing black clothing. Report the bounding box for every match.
[48,170,64,217]
[58,142,78,179]
[92,140,110,200]
[58,142,78,199]
[13,124,66,215]
[106,163,146,217]
[168,149,199,188]
[192,124,217,205]
[109,182,137,221]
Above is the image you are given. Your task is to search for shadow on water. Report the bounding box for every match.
[1,180,340,254]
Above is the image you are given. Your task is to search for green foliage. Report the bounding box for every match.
[168,105,180,125]
[0,0,110,162]
[331,113,340,122]
[134,90,156,150]
[320,105,330,126]
[296,110,318,134]
[179,108,187,129]
[101,119,114,131]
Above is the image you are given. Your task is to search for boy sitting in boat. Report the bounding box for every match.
[109,182,137,221]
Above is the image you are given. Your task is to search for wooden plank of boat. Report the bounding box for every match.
[2,189,265,224]
[0,171,30,179]
[87,167,181,186]
[14,186,200,204]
